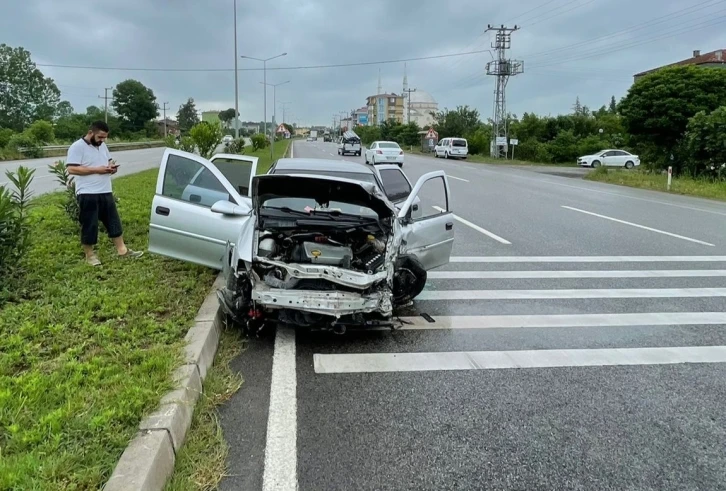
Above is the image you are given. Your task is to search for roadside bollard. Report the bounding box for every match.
[667,166,672,191]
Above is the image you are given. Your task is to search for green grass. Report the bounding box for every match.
[585,168,726,202]
[0,170,217,490]
[0,141,166,163]
[404,147,576,166]
[250,139,291,174]
[165,328,245,491]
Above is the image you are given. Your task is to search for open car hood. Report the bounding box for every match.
[251,174,397,219]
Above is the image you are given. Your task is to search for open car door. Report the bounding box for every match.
[397,170,454,270]
[149,149,252,270]
[209,153,259,197]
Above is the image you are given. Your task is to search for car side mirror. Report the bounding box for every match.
[211,200,245,216]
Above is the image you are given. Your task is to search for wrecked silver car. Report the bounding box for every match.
[149,149,455,332]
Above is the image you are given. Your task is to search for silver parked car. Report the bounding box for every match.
[148,149,455,332]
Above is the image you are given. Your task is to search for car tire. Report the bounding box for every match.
[445,152,449,159]
[592,160,601,168]
[625,161,634,169]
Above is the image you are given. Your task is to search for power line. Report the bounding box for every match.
[523,0,725,60]
[523,0,597,27]
[36,49,492,73]
[529,13,726,68]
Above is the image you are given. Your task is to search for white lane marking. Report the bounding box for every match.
[427,269,726,279]
[290,140,294,158]
[562,206,715,246]
[432,206,511,245]
[447,175,469,182]
[450,256,726,262]
[415,288,726,300]
[387,312,726,330]
[313,346,726,373]
[262,327,297,491]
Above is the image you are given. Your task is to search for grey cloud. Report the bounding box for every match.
[2,0,725,126]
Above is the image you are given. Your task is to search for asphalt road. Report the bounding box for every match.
[219,140,726,491]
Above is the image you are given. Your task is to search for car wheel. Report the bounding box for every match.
[592,160,601,168]
[625,161,634,169]
[445,152,449,159]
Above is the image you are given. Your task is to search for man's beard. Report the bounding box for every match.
[90,135,103,146]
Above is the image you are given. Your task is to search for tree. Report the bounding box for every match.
[619,66,726,170]
[609,96,617,114]
[218,108,238,129]
[111,79,158,133]
[0,44,60,131]
[25,120,54,143]
[431,105,482,138]
[282,123,294,134]
[177,98,200,134]
[55,101,74,120]
[572,96,584,115]
[684,106,726,178]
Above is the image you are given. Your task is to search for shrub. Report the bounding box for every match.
[189,121,223,159]
[7,133,43,158]
[224,137,246,155]
[48,160,80,224]
[179,136,195,153]
[684,106,726,179]
[0,166,35,301]
[26,120,55,144]
[0,128,15,148]
[251,133,269,151]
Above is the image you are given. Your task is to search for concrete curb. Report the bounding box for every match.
[104,272,226,491]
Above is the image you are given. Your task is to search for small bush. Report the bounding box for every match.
[0,128,15,148]
[179,136,195,153]
[7,134,43,158]
[224,137,246,155]
[251,133,269,151]
[48,160,80,224]
[190,121,223,159]
[26,120,55,144]
[0,166,35,302]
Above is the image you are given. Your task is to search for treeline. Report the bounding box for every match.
[355,65,726,179]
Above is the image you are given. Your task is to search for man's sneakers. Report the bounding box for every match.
[118,249,144,259]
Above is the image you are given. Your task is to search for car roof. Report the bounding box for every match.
[273,158,375,175]
[374,140,400,144]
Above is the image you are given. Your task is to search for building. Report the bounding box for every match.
[353,107,368,126]
[404,91,438,128]
[366,93,404,125]
[156,118,179,136]
[633,49,726,82]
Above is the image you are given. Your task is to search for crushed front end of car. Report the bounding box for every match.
[217,174,427,333]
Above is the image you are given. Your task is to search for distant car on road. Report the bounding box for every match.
[222,135,233,144]
[337,131,362,156]
[306,136,314,142]
[365,141,404,167]
[434,137,468,159]
[578,149,640,169]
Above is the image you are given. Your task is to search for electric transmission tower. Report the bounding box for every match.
[485,24,524,158]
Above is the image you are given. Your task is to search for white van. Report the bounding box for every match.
[434,138,468,159]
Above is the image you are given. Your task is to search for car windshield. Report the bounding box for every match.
[379,142,400,149]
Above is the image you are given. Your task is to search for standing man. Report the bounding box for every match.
[65,121,143,266]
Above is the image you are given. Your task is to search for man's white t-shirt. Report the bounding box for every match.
[65,138,113,195]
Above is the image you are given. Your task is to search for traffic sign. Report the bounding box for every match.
[425,127,438,139]
[275,123,286,133]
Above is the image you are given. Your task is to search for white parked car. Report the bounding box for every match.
[222,135,234,144]
[365,141,404,167]
[434,138,468,159]
[578,149,640,169]
[148,149,455,332]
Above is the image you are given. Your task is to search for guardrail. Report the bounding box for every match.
[19,141,165,153]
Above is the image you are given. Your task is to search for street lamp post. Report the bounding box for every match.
[240,52,287,141]
[233,0,239,139]
[261,80,290,158]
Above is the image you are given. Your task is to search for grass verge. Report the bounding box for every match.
[250,139,291,174]
[404,147,575,166]
[0,141,166,163]
[0,169,216,489]
[585,167,726,202]
[165,328,245,491]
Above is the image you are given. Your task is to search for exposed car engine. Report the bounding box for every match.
[256,230,387,273]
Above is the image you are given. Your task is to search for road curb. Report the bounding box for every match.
[104,272,226,491]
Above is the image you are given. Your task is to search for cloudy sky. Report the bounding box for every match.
[4,0,726,126]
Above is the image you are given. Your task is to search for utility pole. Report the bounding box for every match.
[485,24,523,158]
[162,102,170,137]
[98,87,113,123]
[233,0,239,139]
[260,80,289,159]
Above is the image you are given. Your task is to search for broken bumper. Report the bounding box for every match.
[251,283,393,317]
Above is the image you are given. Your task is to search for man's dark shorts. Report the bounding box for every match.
[77,193,123,245]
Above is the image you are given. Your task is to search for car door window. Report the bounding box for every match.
[210,157,254,196]
[413,175,448,220]
[162,154,233,207]
[379,168,412,202]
